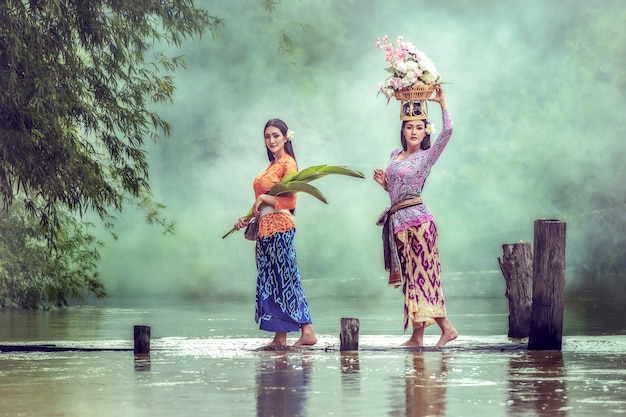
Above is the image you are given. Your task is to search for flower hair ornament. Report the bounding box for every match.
[425,123,436,135]
[286,129,295,140]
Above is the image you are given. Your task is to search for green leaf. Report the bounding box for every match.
[269,181,328,203]
[268,183,291,195]
[281,165,327,183]
[281,165,365,184]
[223,164,363,238]
[310,165,365,179]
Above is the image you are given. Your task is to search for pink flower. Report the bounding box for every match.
[400,42,416,55]
[390,78,404,89]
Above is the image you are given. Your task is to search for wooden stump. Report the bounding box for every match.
[133,325,151,355]
[498,242,533,338]
[528,219,566,350]
[340,318,360,351]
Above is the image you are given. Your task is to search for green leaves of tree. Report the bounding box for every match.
[0,205,105,309]
[0,0,215,308]
[0,0,218,240]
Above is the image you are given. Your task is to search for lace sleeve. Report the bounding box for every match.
[425,110,453,167]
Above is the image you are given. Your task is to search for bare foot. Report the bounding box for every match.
[264,340,287,348]
[294,324,317,346]
[401,339,423,347]
[294,335,317,346]
[262,332,287,349]
[402,322,425,347]
[436,327,458,347]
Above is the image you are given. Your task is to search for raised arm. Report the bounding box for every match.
[425,86,453,166]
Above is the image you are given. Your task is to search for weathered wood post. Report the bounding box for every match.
[498,242,533,338]
[340,318,360,351]
[528,219,566,350]
[134,325,151,355]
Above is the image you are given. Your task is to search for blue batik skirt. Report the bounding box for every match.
[255,229,313,332]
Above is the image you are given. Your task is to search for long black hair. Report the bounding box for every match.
[264,118,297,164]
[263,118,297,215]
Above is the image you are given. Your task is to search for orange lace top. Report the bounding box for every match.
[253,154,297,238]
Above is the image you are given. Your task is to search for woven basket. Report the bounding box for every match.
[394,83,435,101]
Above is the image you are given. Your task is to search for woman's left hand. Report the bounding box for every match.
[234,216,249,231]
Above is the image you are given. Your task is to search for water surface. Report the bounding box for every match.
[1,292,625,416]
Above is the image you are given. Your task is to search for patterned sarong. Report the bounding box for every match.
[395,221,447,331]
[255,229,312,332]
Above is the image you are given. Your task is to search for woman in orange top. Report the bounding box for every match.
[233,119,317,348]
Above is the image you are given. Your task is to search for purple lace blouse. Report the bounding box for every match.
[384,110,453,234]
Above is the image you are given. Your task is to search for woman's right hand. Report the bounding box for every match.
[234,216,250,231]
[373,168,388,191]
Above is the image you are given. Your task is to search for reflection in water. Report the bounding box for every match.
[0,308,87,341]
[390,352,448,417]
[508,351,568,417]
[340,350,361,413]
[133,355,151,372]
[340,351,361,386]
[256,351,312,417]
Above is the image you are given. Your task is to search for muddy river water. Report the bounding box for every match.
[1,290,624,416]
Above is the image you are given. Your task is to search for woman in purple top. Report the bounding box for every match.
[374,85,458,347]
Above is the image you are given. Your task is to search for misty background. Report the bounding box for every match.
[91,0,625,303]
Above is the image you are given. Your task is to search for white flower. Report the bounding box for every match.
[394,61,407,74]
[403,72,417,87]
[286,129,295,140]
[405,61,419,72]
[425,123,436,135]
[421,70,439,84]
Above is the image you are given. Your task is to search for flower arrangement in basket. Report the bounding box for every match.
[376,35,442,118]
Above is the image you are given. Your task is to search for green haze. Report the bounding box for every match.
[93,0,626,300]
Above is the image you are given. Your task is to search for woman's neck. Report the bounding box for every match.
[272,149,285,161]
[406,144,421,154]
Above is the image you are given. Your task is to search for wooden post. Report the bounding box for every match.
[528,219,566,350]
[134,325,151,355]
[340,318,359,351]
[498,242,533,338]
